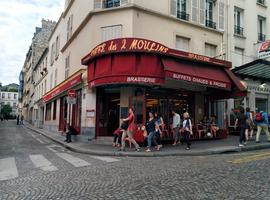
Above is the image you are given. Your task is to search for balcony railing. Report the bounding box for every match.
[177,11,189,21]
[234,25,244,36]
[205,20,216,29]
[258,33,266,41]
[104,0,120,8]
[257,0,265,5]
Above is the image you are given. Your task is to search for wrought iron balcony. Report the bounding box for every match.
[104,0,120,8]
[177,11,189,21]
[234,25,244,36]
[257,0,265,5]
[258,33,266,42]
[205,20,216,29]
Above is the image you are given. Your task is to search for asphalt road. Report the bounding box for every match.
[1,120,270,200]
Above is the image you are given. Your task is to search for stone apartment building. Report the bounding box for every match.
[19,19,56,123]
[21,0,269,142]
[0,91,18,117]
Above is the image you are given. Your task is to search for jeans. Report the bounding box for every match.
[154,131,161,145]
[66,131,71,142]
[239,127,246,144]
[173,126,180,143]
[147,131,157,148]
[121,130,139,149]
[256,124,270,142]
[184,131,191,148]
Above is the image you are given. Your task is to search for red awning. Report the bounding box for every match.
[162,58,232,90]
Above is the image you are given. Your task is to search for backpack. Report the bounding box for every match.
[255,112,264,122]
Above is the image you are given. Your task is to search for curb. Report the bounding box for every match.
[25,125,270,157]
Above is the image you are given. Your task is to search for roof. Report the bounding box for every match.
[232,59,270,82]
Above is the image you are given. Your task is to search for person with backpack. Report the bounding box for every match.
[181,112,193,150]
[245,107,254,142]
[255,111,270,143]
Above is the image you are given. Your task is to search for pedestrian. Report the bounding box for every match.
[145,111,158,152]
[172,110,181,146]
[119,107,140,152]
[16,115,20,125]
[255,110,270,143]
[234,108,246,147]
[154,112,163,150]
[181,112,193,150]
[65,124,76,143]
[20,115,24,125]
[245,107,254,141]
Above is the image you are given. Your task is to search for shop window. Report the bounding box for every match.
[101,25,122,42]
[45,103,52,121]
[53,100,57,120]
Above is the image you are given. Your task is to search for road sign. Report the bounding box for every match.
[66,96,76,104]
[68,89,76,97]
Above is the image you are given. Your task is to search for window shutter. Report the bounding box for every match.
[121,0,128,5]
[170,0,177,16]
[192,0,199,22]
[94,0,102,9]
[218,0,225,30]
[199,0,205,25]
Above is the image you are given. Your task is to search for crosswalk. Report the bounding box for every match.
[0,151,120,181]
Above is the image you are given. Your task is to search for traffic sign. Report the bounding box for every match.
[66,96,76,104]
[68,89,76,97]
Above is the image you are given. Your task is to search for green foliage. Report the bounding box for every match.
[1,104,12,116]
[8,88,18,92]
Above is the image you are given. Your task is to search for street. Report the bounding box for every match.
[0,121,270,200]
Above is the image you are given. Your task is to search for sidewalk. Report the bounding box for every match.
[25,124,270,157]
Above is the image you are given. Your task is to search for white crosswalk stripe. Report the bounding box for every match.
[91,156,120,163]
[29,154,58,172]
[0,157,18,181]
[56,153,91,167]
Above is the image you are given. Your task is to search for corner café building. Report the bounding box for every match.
[82,38,246,139]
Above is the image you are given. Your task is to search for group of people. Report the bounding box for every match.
[235,107,270,147]
[113,108,194,152]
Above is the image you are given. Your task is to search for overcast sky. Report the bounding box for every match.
[0,0,64,86]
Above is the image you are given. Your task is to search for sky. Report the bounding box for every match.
[0,0,64,86]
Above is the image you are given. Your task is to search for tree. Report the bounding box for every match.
[1,105,12,118]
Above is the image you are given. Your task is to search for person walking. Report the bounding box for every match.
[182,112,193,150]
[16,115,20,125]
[172,110,181,146]
[245,107,254,141]
[235,108,246,147]
[20,115,24,125]
[154,112,163,150]
[120,107,140,152]
[145,111,158,152]
[255,111,270,143]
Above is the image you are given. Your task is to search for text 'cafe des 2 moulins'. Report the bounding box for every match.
[81,38,246,139]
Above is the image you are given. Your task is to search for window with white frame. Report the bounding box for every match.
[54,69,58,87]
[44,79,47,94]
[94,0,128,9]
[170,0,189,21]
[233,47,244,67]
[258,16,266,42]
[218,0,225,30]
[55,35,60,59]
[205,43,217,57]
[67,14,73,42]
[176,36,190,51]
[50,43,55,65]
[65,54,70,79]
[8,93,11,99]
[101,25,122,42]
[50,73,53,89]
[1,93,4,99]
[14,94,17,99]
[234,7,244,35]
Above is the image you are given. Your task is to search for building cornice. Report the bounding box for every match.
[61,4,223,53]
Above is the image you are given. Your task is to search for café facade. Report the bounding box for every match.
[81,38,246,140]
